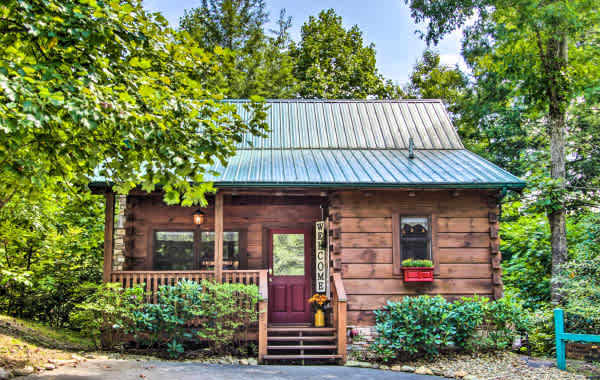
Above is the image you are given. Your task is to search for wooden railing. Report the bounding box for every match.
[111,270,264,303]
[331,272,347,363]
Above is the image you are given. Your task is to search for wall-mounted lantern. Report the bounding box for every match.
[193,209,205,225]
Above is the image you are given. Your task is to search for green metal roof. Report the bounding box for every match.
[230,99,464,150]
[203,148,524,189]
[90,100,526,190]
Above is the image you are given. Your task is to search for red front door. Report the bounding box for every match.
[268,228,312,323]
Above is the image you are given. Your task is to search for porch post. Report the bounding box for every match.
[102,192,115,283]
[214,191,224,283]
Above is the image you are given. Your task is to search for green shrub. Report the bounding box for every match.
[526,307,555,356]
[126,280,259,358]
[372,296,454,360]
[132,280,208,357]
[481,297,528,350]
[371,295,528,361]
[198,280,259,354]
[70,282,145,350]
[401,259,434,267]
[448,296,485,350]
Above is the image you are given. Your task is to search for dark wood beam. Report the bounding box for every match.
[103,193,115,283]
[214,191,224,283]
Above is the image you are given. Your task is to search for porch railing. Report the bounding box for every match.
[111,270,263,302]
[331,272,347,363]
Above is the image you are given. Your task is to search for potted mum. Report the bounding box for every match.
[401,259,434,282]
[308,293,328,327]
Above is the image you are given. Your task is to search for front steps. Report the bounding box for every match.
[264,325,342,364]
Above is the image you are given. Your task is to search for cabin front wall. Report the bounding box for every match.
[327,190,501,327]
[114,189,501,332]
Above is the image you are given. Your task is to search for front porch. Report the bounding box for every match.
[100,191,347,364]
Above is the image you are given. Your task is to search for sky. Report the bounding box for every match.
[143,0,466,85]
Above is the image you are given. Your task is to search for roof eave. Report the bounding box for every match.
[89,180,526,193]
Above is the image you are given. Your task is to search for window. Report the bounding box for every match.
[154,231,195,270]
[400,217,431,261]
[153,229,244,270]
[199,231,240,270]
[393,215,433,274]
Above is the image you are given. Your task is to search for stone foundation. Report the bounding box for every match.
[112,195,126,271]
[347,325,378,360]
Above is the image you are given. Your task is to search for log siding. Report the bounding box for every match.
[329,190,499,326]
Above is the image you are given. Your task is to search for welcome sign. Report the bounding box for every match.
[315,220,329,294]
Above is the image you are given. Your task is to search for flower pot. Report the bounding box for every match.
[314,309,325,327]
[402,267,434,282]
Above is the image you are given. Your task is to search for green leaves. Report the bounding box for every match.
[291,9,402,99]
[371,295,527,361]
[0,0,268,209]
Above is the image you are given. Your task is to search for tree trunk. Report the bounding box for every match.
[547,35,569,304]
[548,111,568,304]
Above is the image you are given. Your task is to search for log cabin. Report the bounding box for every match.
[91,99,525,364]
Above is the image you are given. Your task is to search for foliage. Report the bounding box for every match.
[404,49,468,121]
[501,210,552,309]
[555,254,600,332]
[405,0,600,302]
[74,280,259,357]
[291,9,402,99]
[0,0,268,209]
[179,0,297,98]
[70,283,145,350]
[0,191,104,327]
[483,296,528,349]
[526,307,555,356]
[129,280,206,356]
[502,207,600,310]
[0,314,94,351]
[371,295,527,361]
[372,296,454,360]
[401,259,433,268]
[195,280,259,355]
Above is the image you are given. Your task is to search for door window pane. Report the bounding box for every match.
[273,233,305,276]
[154,231,194,270]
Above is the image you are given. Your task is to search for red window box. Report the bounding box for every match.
[402,267,434,282]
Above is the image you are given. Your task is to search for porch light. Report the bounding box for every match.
[193,209,205,225]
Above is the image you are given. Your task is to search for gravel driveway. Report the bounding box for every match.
[20,359,447,380]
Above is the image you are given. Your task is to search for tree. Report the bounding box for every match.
[404,0,600,302]
[0,189,104,326]
[0,0,268,210]
[180,0,296,98]
[291,9,402,99]
[256,9,297,98]
[405,49,468,124]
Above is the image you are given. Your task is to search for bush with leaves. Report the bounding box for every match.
[371,296,455,360]
[481,297,529,350]
[70,283,145,350]
[131,280,208,357]
[555,253,600,334]
[371,295,527,361]
[124,280,259,358]
[198,280,259,354]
